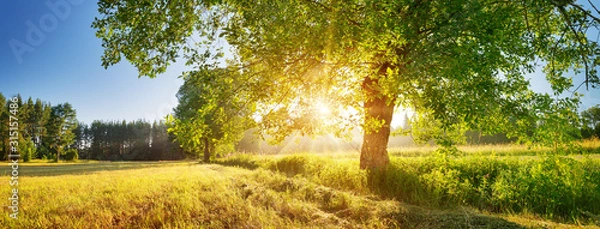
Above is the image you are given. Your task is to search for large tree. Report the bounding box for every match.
[94,0,600,169]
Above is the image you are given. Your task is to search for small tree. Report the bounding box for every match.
[0,93,6,160]
[20,138,35,162]
[168,67,255,162]
[44,103,78,162]
[582,105,600,139]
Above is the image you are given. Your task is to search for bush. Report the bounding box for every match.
[19,139,35,162]
[38,146,53,160]
[22,148,32,162]
[64,148,79,161]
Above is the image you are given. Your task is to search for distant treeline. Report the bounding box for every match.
[80,120,186,160]
[0,93,187,161]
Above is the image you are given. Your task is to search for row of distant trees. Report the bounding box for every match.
[0,93,187,162]
[0,93,77,161]
[80,120,186,160]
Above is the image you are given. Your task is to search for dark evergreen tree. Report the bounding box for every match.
[0,93,7,160]
[44,103,78,161]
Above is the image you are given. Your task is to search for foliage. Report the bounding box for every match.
[583,105,600,127]
[388,138,600,157]
[1,94,53,161]
[149,120,186,160]
[491,156,600,220]
[63,148,79,161]
[168,67,255,162]
[0,93,7,160]
[19,138,35,162]
[0,94,184,162]
[87,120,184,160]
[582,105,600,139]
[94,0,600,169]
[217,151,600,223]
[43,103,78,161]
[88,120,150,160]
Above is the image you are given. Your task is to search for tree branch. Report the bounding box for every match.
[301,0,361,27]
[568,2,600,24]
[556,5,592,90]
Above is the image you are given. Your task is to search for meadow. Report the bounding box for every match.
[1,141,599,228]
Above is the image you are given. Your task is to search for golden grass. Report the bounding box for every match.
[1,162,403,228]
[0,162,567,228]
[1,141,599,229]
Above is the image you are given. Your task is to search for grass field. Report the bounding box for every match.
[1,142,600,228]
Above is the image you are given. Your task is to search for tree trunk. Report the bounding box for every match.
[360,64,395,170]
[203,137,210,163]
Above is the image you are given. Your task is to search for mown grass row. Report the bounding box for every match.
[216,153,600,225]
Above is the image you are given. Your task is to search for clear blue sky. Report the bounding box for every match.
[0,0,599,125]
[0,0,185,124]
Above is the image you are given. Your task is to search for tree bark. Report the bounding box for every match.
[203,137,210,163]
[55,147,60,162]
[360,64,395,170]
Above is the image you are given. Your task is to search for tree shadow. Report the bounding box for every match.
[392,204,527,229]
[213,157,261,170]
[213,157,530,228]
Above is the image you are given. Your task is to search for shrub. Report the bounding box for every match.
[19,139,35,162]
[64,148,79,161]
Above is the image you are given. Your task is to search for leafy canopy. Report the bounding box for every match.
[168,67,255,155]
[94,0,600,146]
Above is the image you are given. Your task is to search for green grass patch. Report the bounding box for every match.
[217,153,600,225]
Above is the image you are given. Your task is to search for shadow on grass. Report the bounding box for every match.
[216,155,526,228]
[3,161,195,177]
[393,204,526,229]
[213,156,261,170]
[214,155,539,228]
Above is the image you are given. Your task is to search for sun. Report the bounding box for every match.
[315,101,331,116]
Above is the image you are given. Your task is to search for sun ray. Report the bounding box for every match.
[315,101,331,116]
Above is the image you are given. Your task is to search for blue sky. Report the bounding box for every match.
[0,0,185,124]
[0,0,599,125]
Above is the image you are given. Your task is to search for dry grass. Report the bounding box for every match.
[1,140,599,229]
